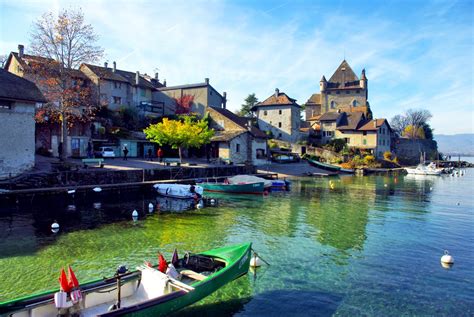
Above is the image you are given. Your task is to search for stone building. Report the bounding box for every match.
[305,60,372,119]
[0,69,46,178]
[4,45,94,157]
[154,78,227,117]
[80,62,164,115]
[207,107,268,165]
[317,111,392,159]
[252,88,301,143]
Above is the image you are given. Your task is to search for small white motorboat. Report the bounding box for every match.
[405,162,442,176]
[153,184,203,199]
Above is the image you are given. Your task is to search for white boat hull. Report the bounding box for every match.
[153,184,203,199]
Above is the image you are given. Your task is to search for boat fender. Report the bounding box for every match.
[148,203,154,213]
[54,291,73,309]
[196,201,204,209]
[51,222,60,233]
[441,250,454,264]
[166,187,170,195]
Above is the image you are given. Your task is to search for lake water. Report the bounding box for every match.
[0,171,473,316]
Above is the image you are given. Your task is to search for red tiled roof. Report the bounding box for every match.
[358,119,390,131]
[255,91,300,108]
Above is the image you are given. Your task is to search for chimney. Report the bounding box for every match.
[275,88,279,98]
[247,119,252,131]
[155,72,159,80]
[104,62,108,68]
[18,44,24,58]
[163,79,167,87]
[373,119,377,128]
[223,92,227,109]
[113,61,116,72]
[204,78,209,85]
[135,71,140,85]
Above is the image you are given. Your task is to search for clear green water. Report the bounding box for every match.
[0,172,473,316]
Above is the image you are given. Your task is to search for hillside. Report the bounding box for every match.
[434,134,474,156]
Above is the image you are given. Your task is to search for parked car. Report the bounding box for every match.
[95,147,115,158]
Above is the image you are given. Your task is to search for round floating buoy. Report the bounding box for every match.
[132,210,138,220]
[148,203,154,213]
[384,184,388,188]
[196,201,204,209]
[93,187,102,193]
[51,222,60,233]
[250,254,263,267]
[210,199,216,206]
[441,250,454,265]
[429,187,433,191]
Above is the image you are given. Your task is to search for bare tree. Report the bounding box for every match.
[30,9,103,160]
[391,109,433,139]
[390,114,410,136]
[406,109,432,128]
[0,54,7,68]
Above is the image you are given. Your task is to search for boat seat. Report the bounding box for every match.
[179,269,207,281]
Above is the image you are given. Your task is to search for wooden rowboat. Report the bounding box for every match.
[199,182,265,194]
[0,243,252,317]
[306,159,354,174]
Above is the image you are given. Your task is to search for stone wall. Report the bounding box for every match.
[394,138,438,165]
[0,101,35,179]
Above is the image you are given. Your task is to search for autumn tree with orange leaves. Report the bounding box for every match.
[30,9,103,160]
[173,94,195,114]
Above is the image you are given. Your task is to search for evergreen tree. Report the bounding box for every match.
[239,93,258,117]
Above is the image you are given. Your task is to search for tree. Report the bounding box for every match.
[30,9,103,160]
[390,108,432,139]
[0,54,7,68]
[173,94,194,114]
[239,93,258,117]
[143,116,214,160]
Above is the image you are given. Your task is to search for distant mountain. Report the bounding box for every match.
[434,134,474,156]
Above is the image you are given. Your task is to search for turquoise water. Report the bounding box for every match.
[0,171,473,316]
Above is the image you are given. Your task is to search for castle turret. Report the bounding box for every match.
[360,69,367,89]
[320,75,327,92]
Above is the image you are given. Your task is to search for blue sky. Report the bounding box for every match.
[1,0,473,134]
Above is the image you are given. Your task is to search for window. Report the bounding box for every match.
[278,133,282,138]
[345,137,350,144]
[363,131,367,136]
[330,101,336,109]
[140,88,146,97]
[352,100,357,107]
[278,122,282,128]
[236,143,240,153]
[113,96,122,104]
[279,109,282,115]
[264,110,267,116]
[0,100,13,109]
[114,82,122,89]
[256,149,265,159]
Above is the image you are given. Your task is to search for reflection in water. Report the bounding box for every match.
[0,173,473,316]
[155,196,196,212]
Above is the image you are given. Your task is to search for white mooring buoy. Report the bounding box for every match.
[93,187,102,193]
[210,199,216,206]
[51,222,60,233]
[132,209,138,220]
[148,203,154,213]
[441,250,454,268]
[250,254,263,268]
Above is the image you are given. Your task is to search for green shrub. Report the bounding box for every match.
[383,151,392,160]
[364,155,376,165]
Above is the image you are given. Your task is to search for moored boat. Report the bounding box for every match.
[153,184,203,199]
[227,175,272,189]
[306,158,341,172]
[405,162,442,176]
[199,182,265,194]
[0,243,252,317]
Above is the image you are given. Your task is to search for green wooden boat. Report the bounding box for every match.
[199,182,265,194]
[306,158,342,172]
[0,243,252,317]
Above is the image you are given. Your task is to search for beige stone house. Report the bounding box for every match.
[207,107,268,165]
[252,88,301,143]
[0,69,46,178]
[154,78,227,117]
[318,111,392,159]
[305,60,371,119]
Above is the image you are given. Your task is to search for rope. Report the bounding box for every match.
[251,248,271,266]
